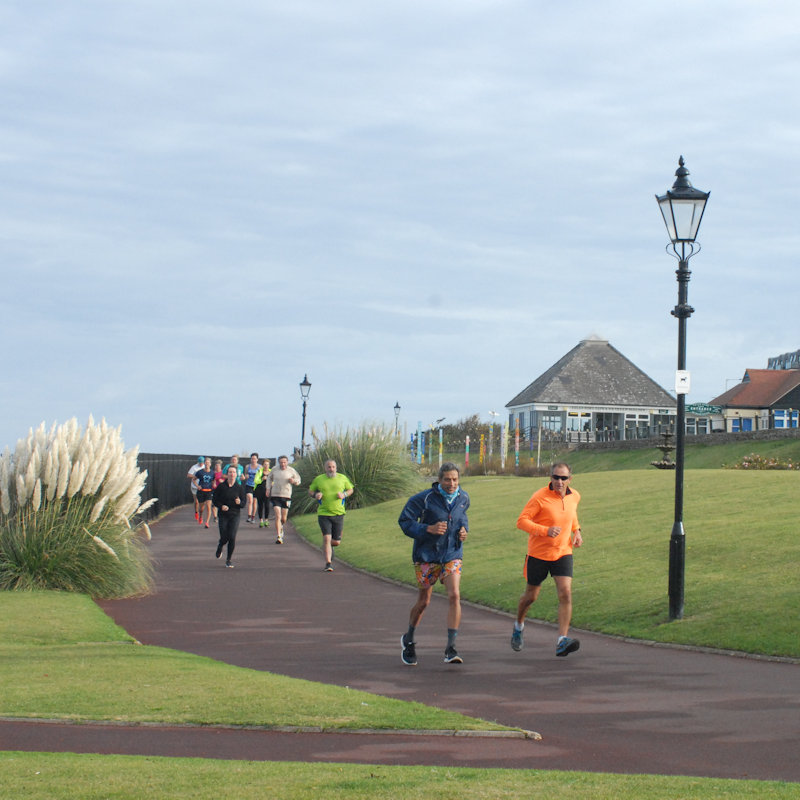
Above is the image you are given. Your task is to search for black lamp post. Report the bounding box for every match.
[299,374,312,457]
[393,402,401,435]
[655,156,710,621]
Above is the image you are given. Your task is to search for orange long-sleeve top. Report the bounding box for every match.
[517,484,581,561]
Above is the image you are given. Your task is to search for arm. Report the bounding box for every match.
[398,492,445,540]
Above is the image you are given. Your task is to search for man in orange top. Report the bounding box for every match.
[511,461,583,657]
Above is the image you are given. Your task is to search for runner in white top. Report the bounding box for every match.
[266,455,301,543]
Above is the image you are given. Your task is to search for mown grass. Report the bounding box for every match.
[0,592,509,732]
[3,753,797,800]
[293,469,800,658]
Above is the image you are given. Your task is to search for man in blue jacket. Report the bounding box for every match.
[398,462,469,666]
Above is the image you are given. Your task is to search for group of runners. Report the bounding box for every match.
[187,453,302,567]
[188,453,584,665]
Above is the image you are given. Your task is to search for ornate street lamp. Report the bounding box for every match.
[299,374,312,457]
[393,401,401,435]
[655,156,710,621]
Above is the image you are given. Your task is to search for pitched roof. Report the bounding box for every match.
[506,338,676,408]
[709,369,800,408]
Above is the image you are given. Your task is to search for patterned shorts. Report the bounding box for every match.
[414,559,462,588]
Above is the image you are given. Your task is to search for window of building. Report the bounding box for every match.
[774,410,799,428]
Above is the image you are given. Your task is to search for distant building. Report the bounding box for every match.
[709,369,800,431]
[767,349,800,370]
[505,338,677,442]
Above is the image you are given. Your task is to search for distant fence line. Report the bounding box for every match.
[137,453,222,521]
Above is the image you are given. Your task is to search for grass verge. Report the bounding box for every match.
[0,592,509,732]
[3,753,798,799]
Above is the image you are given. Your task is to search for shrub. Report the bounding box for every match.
[0,417,155,597]
[723,453,800,471]
[290,423,424,515]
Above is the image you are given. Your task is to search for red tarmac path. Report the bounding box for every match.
[3,507,798,781]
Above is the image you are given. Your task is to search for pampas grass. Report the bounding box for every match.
[290,422,423,516]
[0,417,155,597]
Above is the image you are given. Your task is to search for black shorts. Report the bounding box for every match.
[318,515,344,541]
[245,485,255,495]
[270,496,291,509]
[524,554,573,586]
[197,490,212,503]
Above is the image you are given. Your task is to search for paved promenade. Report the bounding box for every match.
[4,507,798,781]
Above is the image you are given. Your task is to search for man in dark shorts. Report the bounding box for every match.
[398,462,469,666]
[267,455,301,543]
[308,459,354,571]
[512,462,583,657]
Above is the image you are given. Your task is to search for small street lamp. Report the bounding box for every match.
[393,402,401,435]
[655,156,710,621]
[299,374,312,457]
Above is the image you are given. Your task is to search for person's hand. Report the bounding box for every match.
[427,521,447,536]
[547,526,561,538]
[221,505,229,512]
[573,530,583,547]
[337,492,346,500]
[458,527,468,542]
[235,497,241,505]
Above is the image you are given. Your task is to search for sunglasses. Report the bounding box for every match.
[551,474,570,481]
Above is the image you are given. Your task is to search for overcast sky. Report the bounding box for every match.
[2,1,799,458]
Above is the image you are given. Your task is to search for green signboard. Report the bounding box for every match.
[686,403,722,415]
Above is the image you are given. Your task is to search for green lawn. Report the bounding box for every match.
[0,592,509,733]
[3,753,797,800]
[293,469,800,658]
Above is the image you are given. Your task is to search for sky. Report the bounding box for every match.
[2,1,800,458]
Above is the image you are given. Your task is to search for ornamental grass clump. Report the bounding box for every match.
[291,423,423,515]
[0,417,155,597]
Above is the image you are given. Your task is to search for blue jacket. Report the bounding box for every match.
[398,482,470,564]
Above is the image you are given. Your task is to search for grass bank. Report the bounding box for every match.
[293,469,800,658]
[3,753,797,800]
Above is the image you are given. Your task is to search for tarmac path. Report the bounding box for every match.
[4,507,798,781]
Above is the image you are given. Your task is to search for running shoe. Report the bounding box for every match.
[324,562,333,572]
[225,561,234,568]
[511,628,523,652]
[443,646,463,664]
[215,543,223,559]
[194,511,199,521]
[204,523,209,529]
[401,634,417,666]
[275,536,283,544]
[556,637,580,657]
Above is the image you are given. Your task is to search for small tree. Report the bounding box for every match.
[0,417,155,597]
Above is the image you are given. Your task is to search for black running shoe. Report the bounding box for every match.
[324,562,333,572]
[401,634,417,666]
[443,646,463,664]
[215,543,223,559]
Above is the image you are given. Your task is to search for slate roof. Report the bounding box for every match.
[506,338,676,408]
[709,369,800,408]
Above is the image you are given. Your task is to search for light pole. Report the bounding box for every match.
[299,374,312,457]
[394,402,401,435]
[656,156,709,621]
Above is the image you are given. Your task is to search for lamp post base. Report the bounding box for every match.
[668,522,685,620]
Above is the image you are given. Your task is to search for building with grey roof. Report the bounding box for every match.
[505,337,678,441]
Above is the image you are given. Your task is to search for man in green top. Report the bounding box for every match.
[308,459,354,572]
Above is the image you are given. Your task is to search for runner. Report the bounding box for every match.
[243,453,260,523]
[267,455,301,544]
[187,456,204,521]
[308,459,354,571]
[211,459,225,521]
[192,456,215,528]
[511,461,583,658]
[212,465,246,568]
[398,462,469,666]
[254,458,271,528]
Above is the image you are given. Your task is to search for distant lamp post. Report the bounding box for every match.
[299,374,312,457]
[393,402,401,435]
[656,156,710,621]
